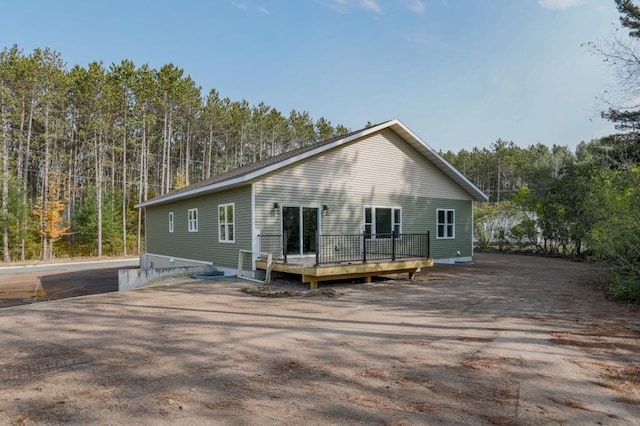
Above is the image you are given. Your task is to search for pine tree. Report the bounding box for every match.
[616,0,640,37]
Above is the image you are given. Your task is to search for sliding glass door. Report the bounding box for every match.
[282,206,319,255]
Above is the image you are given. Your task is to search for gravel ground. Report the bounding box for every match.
[0,253,638,425]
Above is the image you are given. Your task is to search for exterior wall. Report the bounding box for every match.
[119,264,210,292]
[254,128,474,260]
[145,186,252,270]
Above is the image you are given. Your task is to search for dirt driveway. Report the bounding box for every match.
[0,254,638,425]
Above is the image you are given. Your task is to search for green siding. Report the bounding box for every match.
[253,128,476,261]
[421,198,472,259]
[256,129,471,201]
[145,186,252,269]
[255,183,473,260]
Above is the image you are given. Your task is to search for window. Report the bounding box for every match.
[437,209,455,239]
[188,208,198,232]
[364,206,401,237]
[168,212,174,233]
[218,203,235,242]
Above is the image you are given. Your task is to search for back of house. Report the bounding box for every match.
[136,119,487,276]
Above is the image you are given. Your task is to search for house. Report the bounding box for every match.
[136,119,488,282]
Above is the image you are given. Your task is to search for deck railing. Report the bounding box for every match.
[259,231,430,266]
[258,234,288,263]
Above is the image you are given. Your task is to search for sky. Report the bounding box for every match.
[0,0,624,153]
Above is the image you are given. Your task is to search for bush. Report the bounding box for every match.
[606,272,640,304]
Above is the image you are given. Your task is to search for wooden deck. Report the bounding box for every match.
[255,257,434,289]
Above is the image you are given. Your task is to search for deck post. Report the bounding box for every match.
[315,230,320,266]
[283,232,288,264]
[362,231,367,263]
[426,231,430,258]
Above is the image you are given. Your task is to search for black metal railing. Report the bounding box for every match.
[319,233,363,264]
[259,234,287,262]
[259,231,430,266]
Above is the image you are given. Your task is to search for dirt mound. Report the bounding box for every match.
[239,286,342,298]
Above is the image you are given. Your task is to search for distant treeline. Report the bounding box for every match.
[442,135,640,302]
[0,45,350,261]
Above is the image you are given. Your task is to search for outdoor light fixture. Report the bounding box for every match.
[271,202,279,217]
[322,204,330,216]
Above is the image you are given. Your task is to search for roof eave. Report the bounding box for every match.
[135,180,248,208]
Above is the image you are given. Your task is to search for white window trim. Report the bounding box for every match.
[168,212,174,233]
[436,208,455,239]
[363,205,402,238]
[218,202,235,243]
[188,208,198,232]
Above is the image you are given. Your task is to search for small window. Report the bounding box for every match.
[168,212,174,233]
[437,209,455,239]
[188,208,198,232]
[364,206,401,238]
[218,203,235,243]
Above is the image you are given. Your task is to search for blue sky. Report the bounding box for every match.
[0,0,622,153]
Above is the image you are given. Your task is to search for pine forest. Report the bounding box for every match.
[0,45,350,261]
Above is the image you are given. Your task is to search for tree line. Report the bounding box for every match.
[0,45,350,261]
[440,0,640,303]
[442,134,639,301]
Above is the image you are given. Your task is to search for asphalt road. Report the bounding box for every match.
[0,258,139,308]
[0,258,139,274]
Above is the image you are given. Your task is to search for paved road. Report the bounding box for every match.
[0,258,139,308]
[0,258,139,274]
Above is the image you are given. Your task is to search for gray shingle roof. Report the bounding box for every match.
[136,119,488,207]
[140,122,390,205]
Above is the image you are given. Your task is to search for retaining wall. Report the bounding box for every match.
[118,265,210,292]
